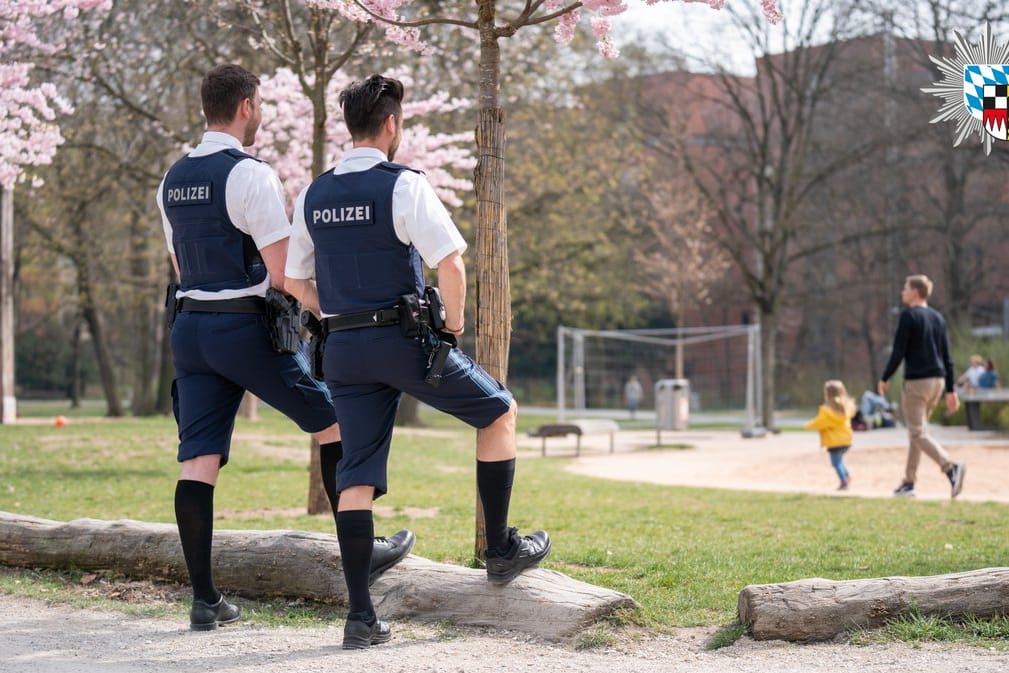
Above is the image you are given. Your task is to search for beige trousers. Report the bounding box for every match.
[902,377,952,483]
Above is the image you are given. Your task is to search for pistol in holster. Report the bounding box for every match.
[164,283,180,329]
[300,310,326,381]
[265,288,301,354]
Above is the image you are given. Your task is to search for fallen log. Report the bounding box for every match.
[738,567,1009,642]
[0,512,635,639]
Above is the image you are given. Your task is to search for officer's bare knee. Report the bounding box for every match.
[488,401,517,433]
[312,423,341,445]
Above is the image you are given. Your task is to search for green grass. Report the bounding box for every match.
[851,611,1009,649]
[3,404,1009,636]
[706,621,748,649]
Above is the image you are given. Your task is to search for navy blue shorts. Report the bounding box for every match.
[323,325,513,496]
[171,311,337,465]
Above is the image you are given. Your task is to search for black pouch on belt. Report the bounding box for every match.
[397,293,424,338]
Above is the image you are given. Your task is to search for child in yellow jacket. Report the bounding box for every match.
[804,380,855,490]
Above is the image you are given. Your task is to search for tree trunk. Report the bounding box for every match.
[303,80,329,514]
[155,259,175,415]
[80,304,123,418]
[306,436,329,515]
[129,212,155,416]
[738,567,1009,642]
[238,392,259,421]
[471,7,509,561]
[0,186,15,423]
[69,319,83,408]
[0,512,635,640]
[395,394,422,426]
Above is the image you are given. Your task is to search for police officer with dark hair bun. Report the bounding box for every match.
[285,74,551,650]
[157,64,414,632]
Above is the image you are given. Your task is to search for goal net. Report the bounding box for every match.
[556,325,762,430]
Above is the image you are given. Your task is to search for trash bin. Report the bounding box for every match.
[655,378,690,431]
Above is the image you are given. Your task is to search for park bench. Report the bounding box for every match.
[960,389,1009,431]
[527,419,620,456]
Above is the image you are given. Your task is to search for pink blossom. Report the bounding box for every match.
[0,0,111,188]
[354,0,783,58]
[554,10,580,47]
[253,67,474,209]
[597,36,620,59]
[590,16,611,38]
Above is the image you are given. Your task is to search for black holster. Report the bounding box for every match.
[300,310,325,381]
[265,288,301,354]
[164,283,179,329]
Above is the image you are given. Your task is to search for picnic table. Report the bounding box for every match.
[960,388,1009,431]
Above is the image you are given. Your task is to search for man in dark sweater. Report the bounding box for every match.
[879,274,965,498]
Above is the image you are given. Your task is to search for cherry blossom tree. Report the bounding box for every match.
[325,0,782,386]
[0,0,110,188]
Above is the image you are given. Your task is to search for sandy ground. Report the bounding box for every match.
[5,422,1009,672]
[524,424,1009,502]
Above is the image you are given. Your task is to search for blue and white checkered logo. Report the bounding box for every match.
[964,64,1009,121]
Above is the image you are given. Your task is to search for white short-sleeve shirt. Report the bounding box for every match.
[156,131,290,300]
[285,148,467,310]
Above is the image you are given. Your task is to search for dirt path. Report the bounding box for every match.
[4,594,1008,673]
[531,425,1009,502]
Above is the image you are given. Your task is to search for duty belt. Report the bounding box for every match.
[177,297,267,314]
[323,307,401,332]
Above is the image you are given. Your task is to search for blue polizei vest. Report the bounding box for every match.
[162,148,266,292]
[304,162,424,314]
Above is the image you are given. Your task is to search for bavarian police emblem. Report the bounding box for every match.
[963,65,1009,141]
[923,23,1009,155]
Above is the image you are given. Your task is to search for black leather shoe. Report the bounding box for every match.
[342,616,392,650]
[485,528,551,585]
[190,594,240,631]
[369,529,415,585]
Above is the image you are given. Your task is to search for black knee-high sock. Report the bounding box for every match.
[319,441,343,523]
[477,458,515,553]
[175,480,219,604]
[337,510,374,620]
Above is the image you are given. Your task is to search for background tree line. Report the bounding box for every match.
[8,0,1009,424]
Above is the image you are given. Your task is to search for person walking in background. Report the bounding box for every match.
[804,380,855,490]
[879,274,965,499]
[624,375,643,419]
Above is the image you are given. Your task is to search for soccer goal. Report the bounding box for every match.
[556,324,763,432]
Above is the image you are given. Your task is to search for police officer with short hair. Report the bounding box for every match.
[285,74,551,650]
[157,64,414,632]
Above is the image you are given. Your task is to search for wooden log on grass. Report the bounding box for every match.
[0,511,635,639]
[738,568,1009,642]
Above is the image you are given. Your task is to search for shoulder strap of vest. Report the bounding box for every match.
[375,161,423,176]
[220,148,263,164]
